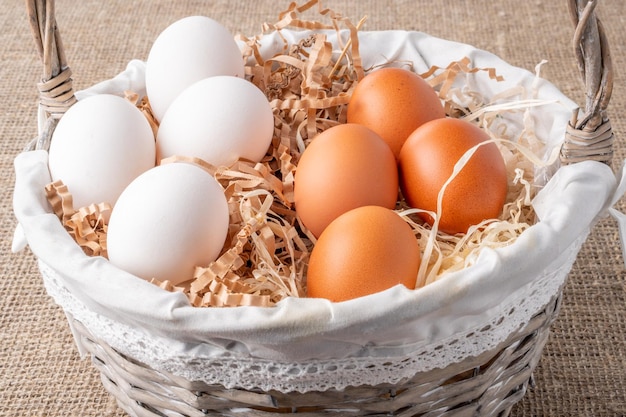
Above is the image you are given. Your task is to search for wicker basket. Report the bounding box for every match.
[15,0,616,416]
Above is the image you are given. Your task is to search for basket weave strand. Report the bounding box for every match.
[24,0,77,151]
[69,292,561,416]
[560,0,614,165]
[22,0,613,416]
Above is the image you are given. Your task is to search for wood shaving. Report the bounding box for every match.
[45,180,111,257]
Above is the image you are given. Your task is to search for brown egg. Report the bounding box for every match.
[306,205,421,302]
[398,117,508,235]
[347,67,446,159]
[294,123,398,238]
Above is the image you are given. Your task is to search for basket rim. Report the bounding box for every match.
[13,29,618,360]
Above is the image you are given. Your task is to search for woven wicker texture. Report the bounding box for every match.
[1,0,625,416]
[66,295,562,416]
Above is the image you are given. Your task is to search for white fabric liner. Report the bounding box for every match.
[13,29,626,393]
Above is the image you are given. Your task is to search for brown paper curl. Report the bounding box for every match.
[45,180,111,257]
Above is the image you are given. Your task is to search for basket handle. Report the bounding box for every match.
[560,0,614,165]
[25,0,76,151]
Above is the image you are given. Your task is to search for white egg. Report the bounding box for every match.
[145,15,245,122]
[106,162,229,285]
[156,76,275,168]
[48,94,156,209]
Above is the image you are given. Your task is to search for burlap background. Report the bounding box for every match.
[1,0,624,416]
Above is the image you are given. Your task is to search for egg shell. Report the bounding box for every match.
[347,67,446,159]
[156,76,274,168]
[145,15,245,121]
[398,117,508,235]
[106,162,229,286]
[294,123,399,238]
[48,94,156,209]
[306,205,421,302]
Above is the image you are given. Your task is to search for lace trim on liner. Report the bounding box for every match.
[39,232,585,393]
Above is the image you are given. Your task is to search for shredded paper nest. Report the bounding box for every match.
[45,1,554,307]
